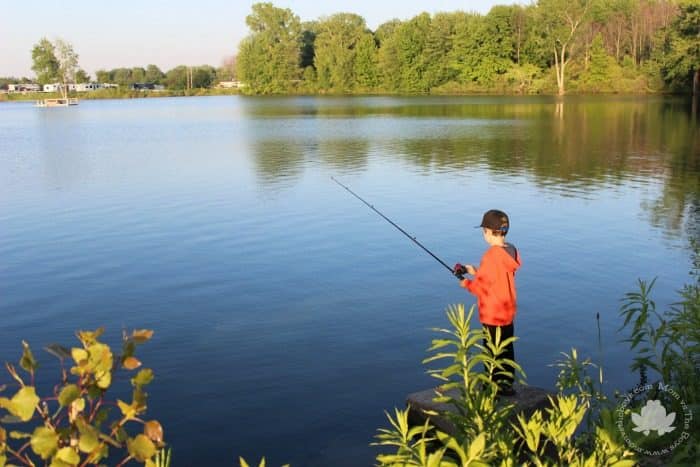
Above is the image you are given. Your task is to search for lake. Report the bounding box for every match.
[0,95,697,466]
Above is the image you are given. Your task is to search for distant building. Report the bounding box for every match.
[75,82,102,92]
[7,83,41,92]
[42,83,62,92]
[217,80,243,89]
[130,83,155,90]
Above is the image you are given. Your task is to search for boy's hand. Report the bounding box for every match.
[465,265,477,275]
[453,263,467,276]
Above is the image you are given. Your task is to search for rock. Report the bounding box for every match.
[406,383,555,436]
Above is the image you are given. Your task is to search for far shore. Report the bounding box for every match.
[2,89,687,103]
[0,88,242,102]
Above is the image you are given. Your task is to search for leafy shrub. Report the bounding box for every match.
[0,328,168,466]
[618,242,700,464]
[373,304,636,466]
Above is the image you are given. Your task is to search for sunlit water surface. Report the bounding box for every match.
[1,96,698,466]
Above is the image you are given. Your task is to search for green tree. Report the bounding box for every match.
[145,64,165,84]
[95,69,111,83]
[111,68,132,86]
[131,67,146,84]
[354,33,379,91]
[422,12,458,89]
[454,7,516,85]
[74,69,90,83]
[580,33,621,91]
[55,39,80,97]
[378,13,432,93]
[655,0,700,93]
[31,37,59,84]
[236,2,302,94]
[375,19,404,91]
[314,13,369,92]
[534,0,592,95]
[192,65,217,88]
[448,12,484,84]
[164,66,188,90]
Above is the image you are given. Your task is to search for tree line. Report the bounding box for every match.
[1,38,237,91]
[236,0,699,95]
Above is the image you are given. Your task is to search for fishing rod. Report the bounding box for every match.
[331,176,456,276]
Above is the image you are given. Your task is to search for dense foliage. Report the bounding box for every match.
[373,305,637,466]
[236,0,699,95]
[0,328,169,466]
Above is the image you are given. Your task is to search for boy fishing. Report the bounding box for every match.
[454,209,521,396]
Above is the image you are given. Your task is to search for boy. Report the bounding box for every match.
[454,209,521,396]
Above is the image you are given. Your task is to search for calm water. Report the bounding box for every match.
[1,96,698,466]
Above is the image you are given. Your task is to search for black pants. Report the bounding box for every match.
[483,323,515,387]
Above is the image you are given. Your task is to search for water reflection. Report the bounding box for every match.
[242,96,699,239]
[249,139,306,189]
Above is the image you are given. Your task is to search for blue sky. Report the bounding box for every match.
[1,0,517,78]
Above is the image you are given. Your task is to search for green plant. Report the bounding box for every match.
[0,328,166,466]
[239,456,290,467]
[618,241,700,464]
[374,304,636,466]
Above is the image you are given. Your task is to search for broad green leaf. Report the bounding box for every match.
[71,348,88,364]
[31,426,58,459]
[71,397,85,414]
[117,399,136,420]
[58,384,80,407]
[468,433,486,459]
[87,343,113,389]
[132,368,154,387]
[52,446,80,466]
[20,341,38,373]
[76,328,104,346]
[94,407,110,427]
[0,387,39,421]
[78,429,99,454]
[609,461,636,467]
[127,434,156,462]
[83,443,108,465]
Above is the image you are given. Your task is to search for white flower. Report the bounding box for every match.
[631,399,676,436]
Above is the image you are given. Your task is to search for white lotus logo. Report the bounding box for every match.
[631,399,676,436]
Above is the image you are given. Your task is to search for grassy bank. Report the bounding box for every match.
[0,87,241,102]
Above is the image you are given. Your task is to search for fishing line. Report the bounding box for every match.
[331,176,455,276]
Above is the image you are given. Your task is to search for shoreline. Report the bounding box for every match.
[1,89,684,103]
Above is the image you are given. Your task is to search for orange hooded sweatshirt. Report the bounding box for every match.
[460,245,521,326]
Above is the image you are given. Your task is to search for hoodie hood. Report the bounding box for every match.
[496,243,521,273]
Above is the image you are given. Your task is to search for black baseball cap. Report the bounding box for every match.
[476,209,509,234]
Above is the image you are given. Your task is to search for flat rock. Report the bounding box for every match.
[406,384,555,436]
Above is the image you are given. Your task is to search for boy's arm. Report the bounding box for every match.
[460,252,494,295]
